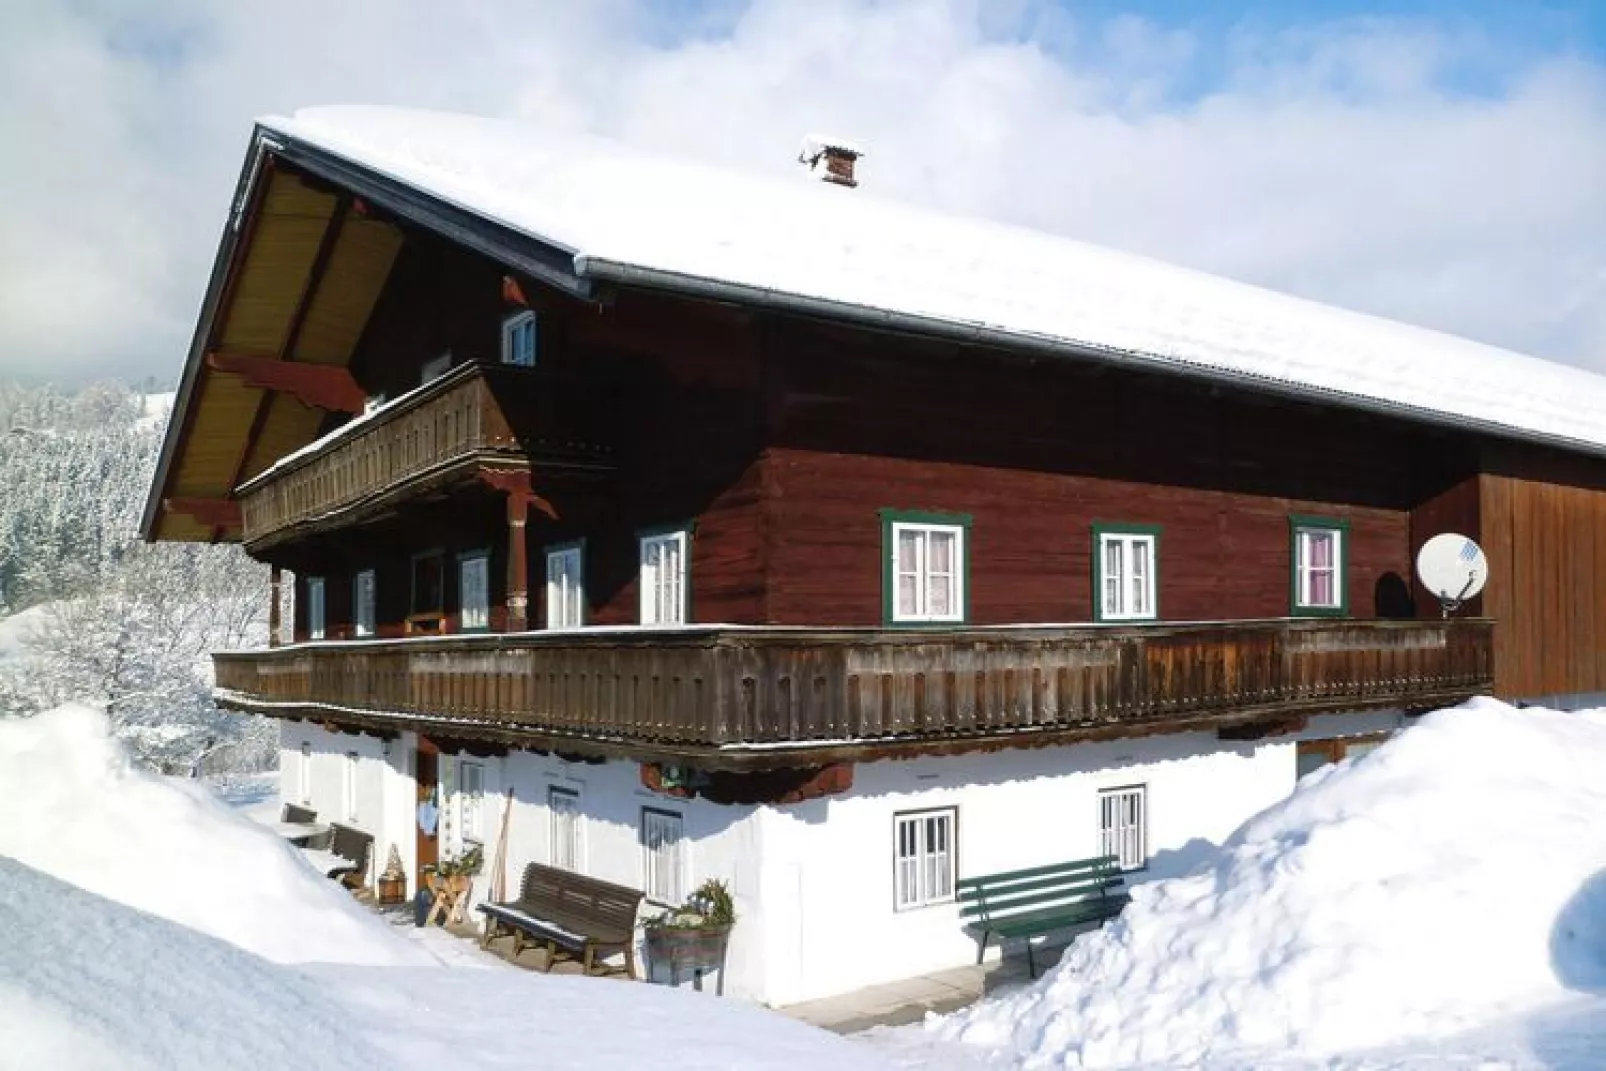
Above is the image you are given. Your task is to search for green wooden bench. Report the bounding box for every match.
[956,855,1131,977]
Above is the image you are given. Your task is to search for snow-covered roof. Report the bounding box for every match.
[261,105,1606,455]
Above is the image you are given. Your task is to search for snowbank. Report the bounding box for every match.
[0,858,382,1071]
[0,704,425,966]
[936,698,1606,1068]
[0,854,897,1071]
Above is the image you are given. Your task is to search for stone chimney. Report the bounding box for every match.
[798,134,864,188]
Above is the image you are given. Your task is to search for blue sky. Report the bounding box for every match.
[2,0,1604,383]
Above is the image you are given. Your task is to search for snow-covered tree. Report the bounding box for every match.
[0,381,276,775]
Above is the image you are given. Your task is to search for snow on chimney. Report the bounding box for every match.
[798,134,864,188]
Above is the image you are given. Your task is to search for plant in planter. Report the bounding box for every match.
[644,879,736,990]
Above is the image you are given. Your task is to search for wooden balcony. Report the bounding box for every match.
[214,617,1493,769]
[235,362,609,549]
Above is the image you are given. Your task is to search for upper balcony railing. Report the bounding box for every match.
[235,362,610,548]
[214,617,1494,769]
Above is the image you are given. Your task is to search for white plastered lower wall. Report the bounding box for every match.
[278,708,1402,1004]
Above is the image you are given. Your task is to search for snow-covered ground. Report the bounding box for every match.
[0,602,50,667]
[0,705,899,1070]
[6,698,1606,1069]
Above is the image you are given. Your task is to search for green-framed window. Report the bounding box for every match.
[880,509,972,626]
[1290,514,1350,616]
[1092,522,1161,622]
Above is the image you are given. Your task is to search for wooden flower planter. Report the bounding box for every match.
[645,924,732,994]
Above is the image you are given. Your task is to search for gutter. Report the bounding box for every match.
[575,255,1606,464]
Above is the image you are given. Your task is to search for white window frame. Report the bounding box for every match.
[353,569,376,637]
[501,311,537,367]
[306,577,326,641]
[297,741,312,804]
[893,807,957,910]
[545,543,585,629]
[548,785,583,871]
[1098,785,1148,871]
[640,807,687,906]
[342,751,359,822]
[887,520,966,624]
[458,552,490,632]
[1293,522,1346,613]
[1095,527,1158,622]
[639,529,689,626]
[455,760,485,852]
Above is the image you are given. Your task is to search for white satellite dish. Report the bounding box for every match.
[1416,532,1488,616]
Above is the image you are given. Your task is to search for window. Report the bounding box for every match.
[297,741,312,804]
[342,751,359,821]
[1093,524,1159,622]
[412,551,444,617]
[1291,515,1349,616]
[639,529,688,626]
[421,351,453,384]
[546,543,585,629]
[456,760,485,849]
[352,570,376,638]
[1098,785,1148,871]
[881,511,970,625]
[306,577,326,641]
[501,311,538,367]
[459,552,490,632]
[548,786,582,871]
[894,808,956,910]
[641,808,686,905]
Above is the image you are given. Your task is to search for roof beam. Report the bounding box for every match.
[223,193,353,530]
[164,497,242,531]
[205,352,365,413]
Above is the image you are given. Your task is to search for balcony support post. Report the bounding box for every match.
[268,565,282,648]
[506,491,530,632]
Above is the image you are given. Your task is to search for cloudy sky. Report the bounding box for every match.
[3,0,1605,386]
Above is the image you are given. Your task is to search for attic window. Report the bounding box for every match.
[501,311,537,367]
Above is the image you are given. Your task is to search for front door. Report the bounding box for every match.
[415,737,439,893]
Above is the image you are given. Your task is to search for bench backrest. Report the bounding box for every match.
[281,802,317,824]
[328,823,373,870]
[956,855,1126,923]
[517,862,644,932]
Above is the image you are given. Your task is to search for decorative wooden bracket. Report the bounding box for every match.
[1218,714,1308,742]
[206,352,366,414]
[164,497,242,530]
[640,762,855,805]
[501,275,529,307]
[475,468,558,521]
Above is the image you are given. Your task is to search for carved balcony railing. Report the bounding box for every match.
[214,617,1494,769]
[235,362,609,548]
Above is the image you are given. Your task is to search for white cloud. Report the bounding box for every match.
[1,0,1603,384]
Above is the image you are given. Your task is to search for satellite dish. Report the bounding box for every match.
[1416,533,1488,616]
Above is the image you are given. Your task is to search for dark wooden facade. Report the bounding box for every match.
[161,156,1606,761]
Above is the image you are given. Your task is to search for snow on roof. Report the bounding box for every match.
[262,105,1606,455]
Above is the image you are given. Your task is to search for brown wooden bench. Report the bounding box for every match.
[281,802,318,824]
[478,863,644,977]
[326,822,373,890]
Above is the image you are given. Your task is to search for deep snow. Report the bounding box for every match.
[0,703,429,966]
[0,705,897,1071]
[929,697,1606,1068]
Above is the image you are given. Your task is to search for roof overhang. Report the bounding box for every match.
[141,126,599,544]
